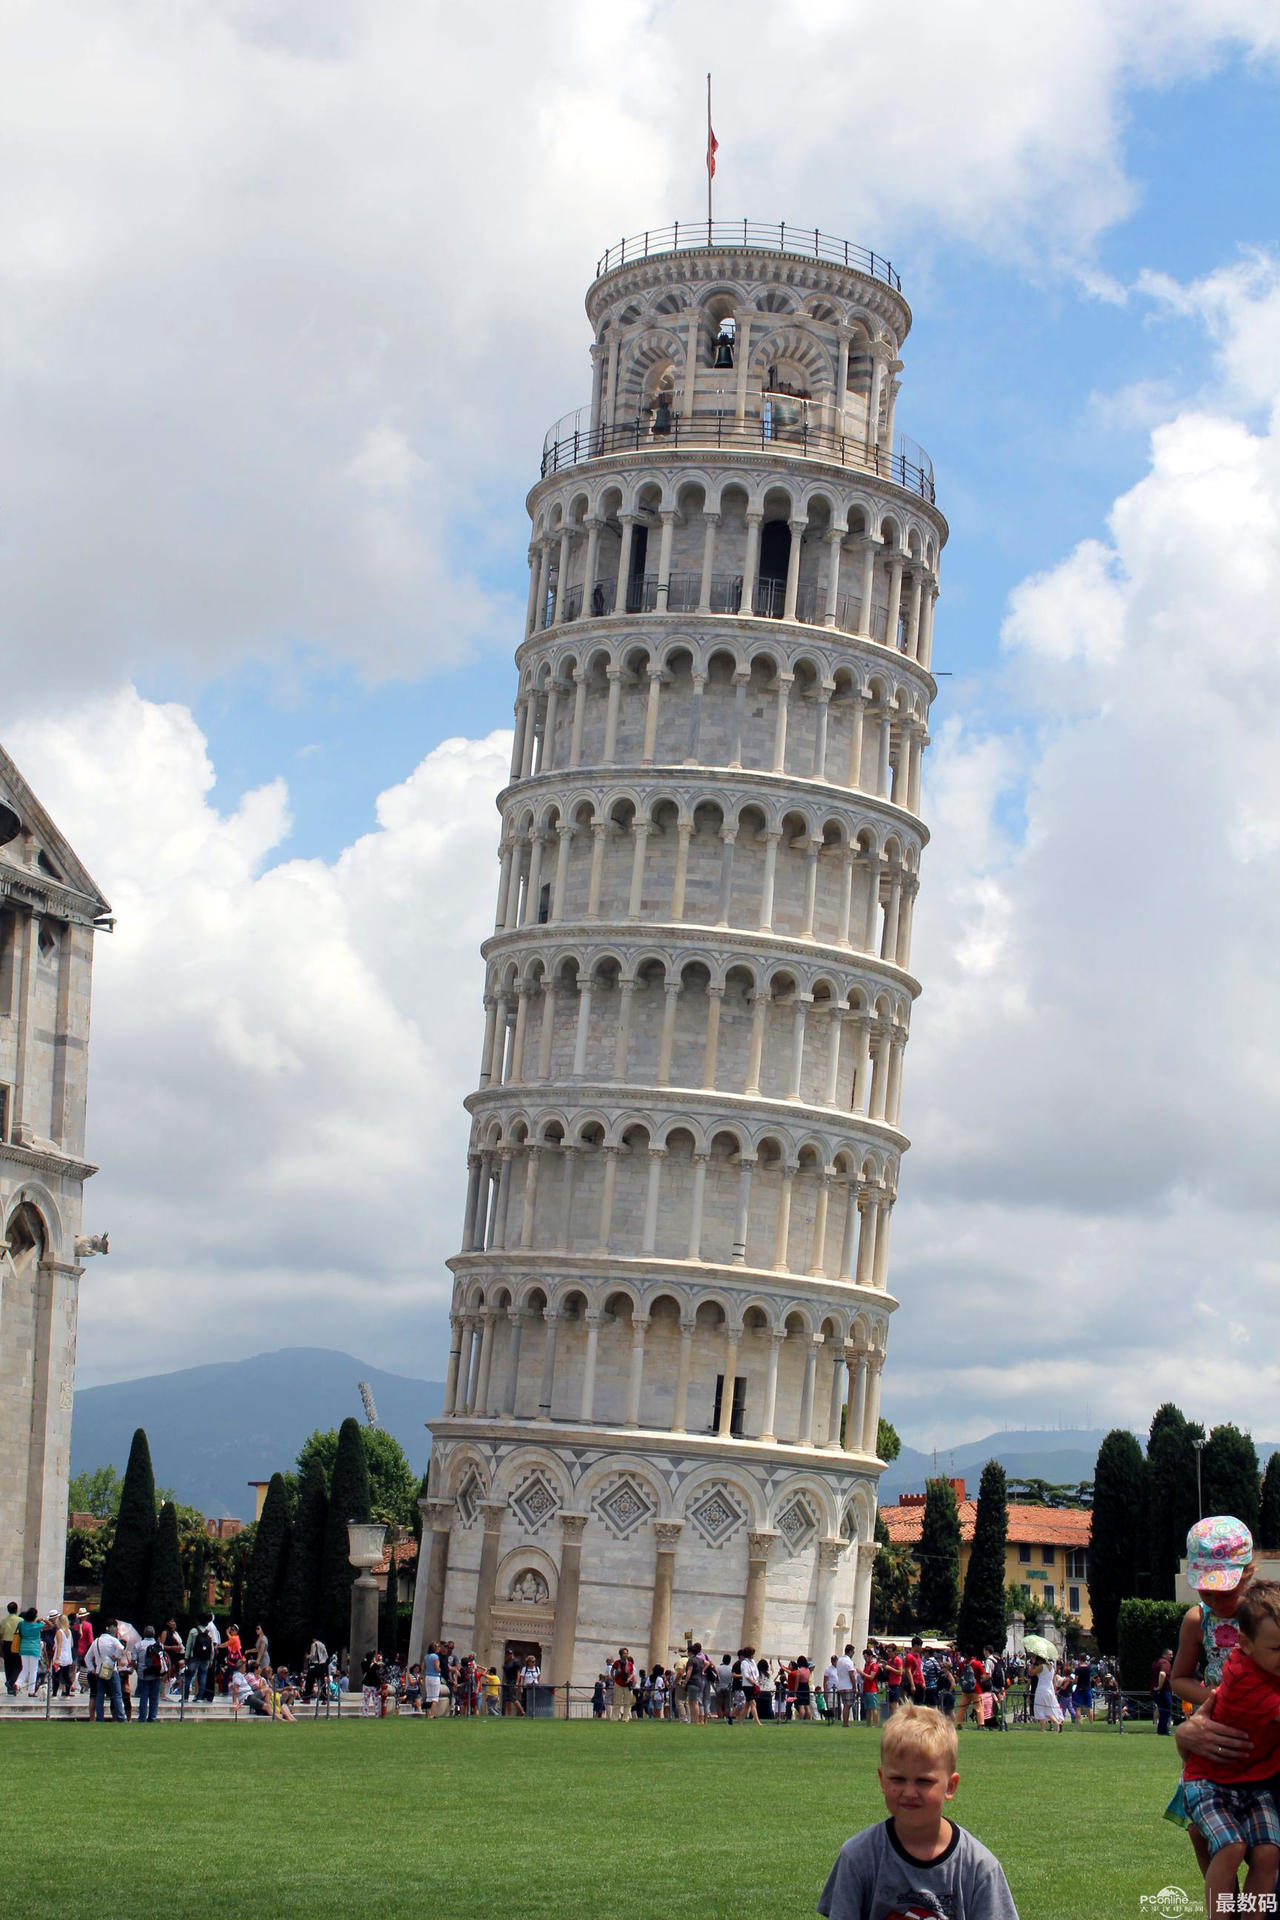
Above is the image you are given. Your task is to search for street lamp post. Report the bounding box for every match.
[347,1520,388,1690]
[1193,1437,1207,1519]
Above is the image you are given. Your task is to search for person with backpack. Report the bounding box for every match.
[921,1648,941,1712]
[184,1618,216,1703]
[135,1625,169,1721]
[608,1646,635,1721]
[954,1654,982,1729]
[987,1651,1008,1730]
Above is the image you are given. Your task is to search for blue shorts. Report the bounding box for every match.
[1183,1780,1280,1856]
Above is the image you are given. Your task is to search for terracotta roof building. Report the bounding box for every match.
[880,1479,1092,1629]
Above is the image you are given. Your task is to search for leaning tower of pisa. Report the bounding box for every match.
[413,221,944,1689]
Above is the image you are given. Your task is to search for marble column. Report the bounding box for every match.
[407,1498,454,1664]
[742,1531,776,1650]
[648,1520,684,1669]
[812,1539,844,1668]
[471,1501,507,1666]
[547,1513,588,1687]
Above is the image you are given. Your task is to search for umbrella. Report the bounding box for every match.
[1022,1634,1058,1663]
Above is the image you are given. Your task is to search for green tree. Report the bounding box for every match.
[99,1428,157,1626]
[245,1472,292,1641]
[296,1425,417,1529]
[916,1478,961,1635]
[871,1511,917,1634]
[317,1417,371,1650]
[1088,1428,1146,1652]
[276,1459,329,1662]
[1145,1404,1202,1601]
[876,1417,902,1464]
[956,1460,1008,1653]
[144,1501,185,1629]
[1202,1424,1260,1537]
[1259,1455,1280,1551]
[67,1463,123,1521]
[184,1535,209,1618]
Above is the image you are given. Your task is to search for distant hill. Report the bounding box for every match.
[878,1426,1279,1503]
[878,1429,1113,1503]
[71,1349,445,1519]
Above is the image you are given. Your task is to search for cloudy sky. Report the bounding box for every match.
[8,1,1280,1449]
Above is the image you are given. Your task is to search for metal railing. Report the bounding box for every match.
[539,411,935,501]
[594,220,901,291]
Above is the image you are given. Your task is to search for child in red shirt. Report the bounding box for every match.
[1182,1580,1280,1917]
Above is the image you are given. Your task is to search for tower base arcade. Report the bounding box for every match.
[412,1428,878,1688]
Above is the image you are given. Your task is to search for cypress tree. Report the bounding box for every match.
[1259,1456,1280,1551]
[99,1428,157,1625]
[1088,1429,1145,1651]
[318,1417,371,1651]
[1145,1405,1201,1601]
[277,1460,329,1662]
[916,1478,961,1635]
[1202,1424,1260,1537]
[185,1535,208,1620]
[144,1501,185,1629]
[956,1460,1008,1653]
[245,1472,292,1642]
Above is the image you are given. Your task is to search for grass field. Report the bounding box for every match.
[4,1717,1199,1918]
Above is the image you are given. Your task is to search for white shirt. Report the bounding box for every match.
[740,1657,759,1687]
[228,1671,254,1706]
[824,1663,840,1694]
[835,1654,857,1690]
[204,1620,221,1648]
[93,1634,125,1675]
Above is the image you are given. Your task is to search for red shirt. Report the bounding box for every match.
[861,1662,879,1690]
[905,1652,924,1689]
[1184,1648,1280,1785]
[886,1657,904,1686]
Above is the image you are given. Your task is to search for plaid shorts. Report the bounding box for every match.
[1183,1780,1280,1856]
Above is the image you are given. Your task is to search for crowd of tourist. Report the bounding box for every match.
[6,1600,1118,1735]
[1,1603,329,1720]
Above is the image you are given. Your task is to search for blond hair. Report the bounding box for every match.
[1238,1581,1280,1640]
[880,1702,958,1774]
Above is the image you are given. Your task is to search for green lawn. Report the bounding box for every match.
[3,1717,1198,1918]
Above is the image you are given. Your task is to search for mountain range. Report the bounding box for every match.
[71,1348,445,1519]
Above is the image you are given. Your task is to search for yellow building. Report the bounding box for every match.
[881,1479,1092,1630]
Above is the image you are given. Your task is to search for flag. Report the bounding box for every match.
[707,123,718,180]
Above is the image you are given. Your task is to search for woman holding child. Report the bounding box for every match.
[1170,1517,1280,1918]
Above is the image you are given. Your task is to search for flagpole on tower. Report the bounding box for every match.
[706,72,717,237]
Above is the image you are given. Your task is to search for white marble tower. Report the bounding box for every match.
[416,221,944,1687]
[0,745,110,1612]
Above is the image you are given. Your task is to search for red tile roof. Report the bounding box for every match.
[880,1501,1091,1548]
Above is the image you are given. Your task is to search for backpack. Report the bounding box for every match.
[193,1627,213,1662]
[145,1641,169,1678]
[960,1664,977,1693]
[990,1659,1006,1690]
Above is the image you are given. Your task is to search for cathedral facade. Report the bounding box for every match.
[0,746,110,1611]
[413,221,944,1686]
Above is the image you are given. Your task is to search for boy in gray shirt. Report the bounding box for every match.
[818,1703,1019,1920]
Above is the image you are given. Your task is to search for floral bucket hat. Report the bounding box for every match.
[1186,1515,1254,1591]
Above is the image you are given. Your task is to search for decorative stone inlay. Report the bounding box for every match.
[686,1483,747,1549]
[511,1470,562,1535]
[456,1468,482,1529]
[508,1568,550,1605]
[775,1493,819,1556]
[593,1473,656,1539]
